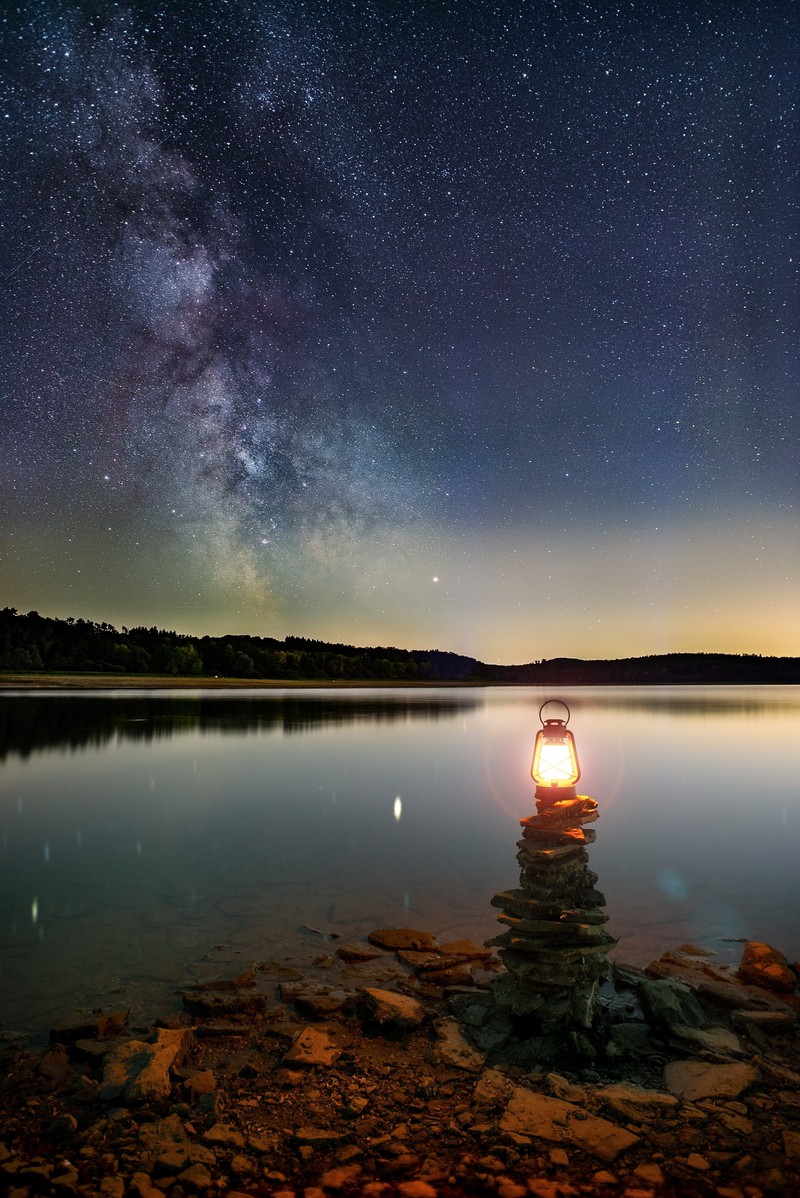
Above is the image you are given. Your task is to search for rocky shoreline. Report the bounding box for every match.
[1,931,798,1198]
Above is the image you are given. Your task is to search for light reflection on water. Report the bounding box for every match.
[0,685,798,1034]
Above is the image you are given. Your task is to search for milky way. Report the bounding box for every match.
[2,2,798,660]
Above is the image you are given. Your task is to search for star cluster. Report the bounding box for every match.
[1,1,798,661]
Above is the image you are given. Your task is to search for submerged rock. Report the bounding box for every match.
[335,941,384,963]
[50,1008,129,1043]
[368,928,440,952]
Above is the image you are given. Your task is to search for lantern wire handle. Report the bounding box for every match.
[538,699,571,726]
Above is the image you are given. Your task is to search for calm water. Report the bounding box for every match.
[1,686,798,1035]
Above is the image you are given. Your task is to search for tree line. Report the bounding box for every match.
[1,607,798,684]
[0,607,477,681]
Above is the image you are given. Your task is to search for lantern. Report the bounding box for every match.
[531,699,580,800]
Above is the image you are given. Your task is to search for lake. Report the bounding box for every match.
[1,685,798,1037]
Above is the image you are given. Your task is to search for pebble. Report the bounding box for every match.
[396,1181,439,1198]
[2,932,799,1198]
[318,1162,361,1189]
[284,1026,343,1068]
[634,1162,665,1185]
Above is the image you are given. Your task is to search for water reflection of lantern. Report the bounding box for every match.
[531,699,580,802]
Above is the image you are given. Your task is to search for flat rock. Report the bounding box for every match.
[284,1026,342,1068]
[397,951,445,971]
[664,1060,759,1102]
[433,1019,485,1072]
[595,1082,679,1122]
[279,982,351,1016]
[368,928,439,952]
[646,950,791,1011]
[421,964,474,987]
[671,1023,744,1057]
[319,1163,362,1188]
[51,1008,129,1043]
[176,1162,213,1190]
[180,990,266,1017]
[202,1122,245,1148]
[439,939,493,960]
[359,987,427,1028]
[736,940,797,993]
[291,1126,344,1145]
[73,1037,114,1058]
[188,967,255,991]
[100,1028,192,1102]
[335,942,384,963]
[499,1087,639,1162]
[733,1008,797,1034]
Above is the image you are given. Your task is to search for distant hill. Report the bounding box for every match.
[1,606,799,685]
[470,653,800,685]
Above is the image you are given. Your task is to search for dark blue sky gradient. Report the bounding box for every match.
[1,1,797,661]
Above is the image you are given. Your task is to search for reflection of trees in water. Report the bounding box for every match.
[0,694,482,760]
[574,691,800,720]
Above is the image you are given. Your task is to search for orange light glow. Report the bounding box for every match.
[531,737,580,786]
[531,701,581,791]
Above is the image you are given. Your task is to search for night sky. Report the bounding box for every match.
[2,1,797,664]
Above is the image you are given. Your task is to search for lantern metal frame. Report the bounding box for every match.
[531,698,581,801]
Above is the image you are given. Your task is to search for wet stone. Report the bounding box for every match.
[368,928,440,952]
[359,988,427,1028]
[180,989,266,1017]
[50,1009,129,1044]
[335,942,384,963]
[439,939,493,960]
[421,964,474,987]
[736,941,797,994]
[279,982,352,1016]
[639,977,708,1030]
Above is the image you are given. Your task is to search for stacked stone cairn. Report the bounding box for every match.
[489,793,616,1029]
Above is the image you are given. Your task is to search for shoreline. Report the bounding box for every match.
[0,673,489,690]
[2,672,800,691]
[1,930,798,1197]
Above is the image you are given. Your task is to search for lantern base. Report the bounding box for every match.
[535,784,577,805]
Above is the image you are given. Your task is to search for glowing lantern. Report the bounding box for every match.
[531,700,580,800]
